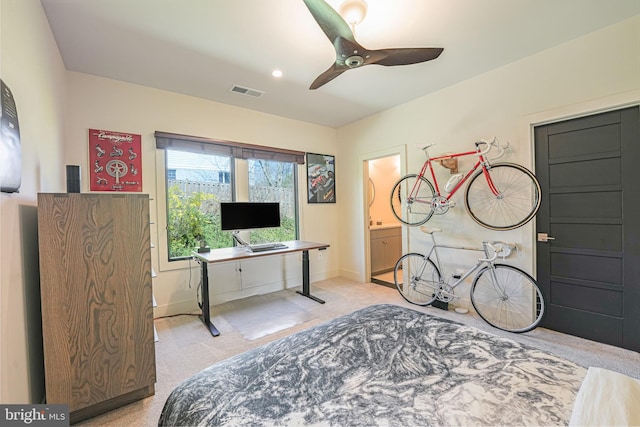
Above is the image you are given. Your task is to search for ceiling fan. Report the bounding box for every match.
[302,0,444,90]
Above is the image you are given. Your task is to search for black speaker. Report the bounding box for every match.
[66,165,81,193]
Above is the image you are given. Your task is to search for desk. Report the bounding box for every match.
[192,240,330,337]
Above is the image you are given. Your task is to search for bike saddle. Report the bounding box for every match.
[419,226,441,234]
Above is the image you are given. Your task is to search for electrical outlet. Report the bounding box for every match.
[455,268,465,277]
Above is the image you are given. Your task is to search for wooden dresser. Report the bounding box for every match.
[37,193,156,423]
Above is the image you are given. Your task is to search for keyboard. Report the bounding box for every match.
[247,243,288,253]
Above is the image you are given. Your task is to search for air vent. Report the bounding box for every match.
[230,85,264,98]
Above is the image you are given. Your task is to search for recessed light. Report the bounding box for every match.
[272,69,283,78]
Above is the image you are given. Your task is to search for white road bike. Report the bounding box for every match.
[394,227,545,333]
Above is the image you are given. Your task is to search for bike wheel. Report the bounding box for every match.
[470,264,545,333]
[464,163,541,231]
[390,174,436,226]
[394,253,441,306]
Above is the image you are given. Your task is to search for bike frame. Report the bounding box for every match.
[418,229,512,300]
[410,143,501,203]
[422,241,497,293]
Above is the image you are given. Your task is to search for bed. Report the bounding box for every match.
[159,304,585,426]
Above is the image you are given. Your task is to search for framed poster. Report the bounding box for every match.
[89,129,142,192]
[307,153,335,203]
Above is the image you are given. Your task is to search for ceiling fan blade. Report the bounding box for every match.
[302,0,444,89]
[368,47,444,66]
[302,0,355,44]
[309,63,348,90]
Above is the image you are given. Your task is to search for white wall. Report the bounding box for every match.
[336,16,640,309]
[64,72,340,316]
[0,0,67,404]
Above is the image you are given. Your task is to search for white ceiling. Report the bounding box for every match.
[40,0,639,128]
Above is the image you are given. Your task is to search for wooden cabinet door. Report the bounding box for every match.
[38,193,155,419]
[384,235,402,271]
[371,236,386,274]
[371,228,402,274]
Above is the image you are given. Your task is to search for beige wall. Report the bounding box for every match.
[64,72,340,316]
[0,0,67,404]
[336,17,640,302]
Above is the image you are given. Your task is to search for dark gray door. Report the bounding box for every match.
[535,106,640,352]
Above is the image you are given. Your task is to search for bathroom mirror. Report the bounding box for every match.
[368,178,375,206]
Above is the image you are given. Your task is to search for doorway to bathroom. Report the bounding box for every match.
[366,154,402,287]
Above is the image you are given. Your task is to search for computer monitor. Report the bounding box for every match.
[220,202,280,231]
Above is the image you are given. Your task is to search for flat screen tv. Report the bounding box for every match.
[220,202,280,231]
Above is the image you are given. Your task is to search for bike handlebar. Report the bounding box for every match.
[481,241,516,262]
[475,137,511,160]
[475,140,493,156]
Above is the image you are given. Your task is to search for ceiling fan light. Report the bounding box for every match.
[338,0,368,26]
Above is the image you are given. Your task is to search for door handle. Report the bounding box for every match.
[537,233,556,242]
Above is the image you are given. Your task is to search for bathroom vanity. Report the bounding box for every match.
[370,225,402,275]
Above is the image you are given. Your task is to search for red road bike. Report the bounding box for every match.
[390,139,541,230]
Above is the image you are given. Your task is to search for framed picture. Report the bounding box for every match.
[307,153,335,203]
[89,129,142,192]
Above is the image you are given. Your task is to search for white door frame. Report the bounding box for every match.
[359,145,407,282]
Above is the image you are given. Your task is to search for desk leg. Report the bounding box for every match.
[199,261,220,337]
[296,249,325,304]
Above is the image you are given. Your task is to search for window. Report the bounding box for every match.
[248,159,298,244]
[218,171,231,183]
[156,131,305,261]
[165,150,233,259]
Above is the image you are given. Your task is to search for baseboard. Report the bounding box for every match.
[339,268,365,282]
[70,385,154,424]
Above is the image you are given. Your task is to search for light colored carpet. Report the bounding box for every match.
[77,277,640,427]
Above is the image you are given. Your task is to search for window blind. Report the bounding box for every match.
[154,131,305,164]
